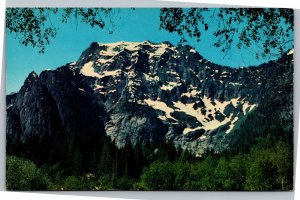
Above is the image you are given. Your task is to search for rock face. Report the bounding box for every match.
[6,41,293,157]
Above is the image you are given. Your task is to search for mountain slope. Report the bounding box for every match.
[6,41,293,158]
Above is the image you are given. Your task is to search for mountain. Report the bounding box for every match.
[6,41,293,160]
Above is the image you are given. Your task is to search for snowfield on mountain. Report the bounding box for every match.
[6,41,293,157]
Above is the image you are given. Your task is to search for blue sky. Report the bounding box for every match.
[6,8,293,94]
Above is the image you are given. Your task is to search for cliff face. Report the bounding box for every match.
[6,41,293,157]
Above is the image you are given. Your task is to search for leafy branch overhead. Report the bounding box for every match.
[6,8,294,58]
[6,8,112,53]
[159,8,294,58]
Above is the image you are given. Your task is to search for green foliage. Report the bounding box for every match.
[138,139,293,191]
[244,140,293,190]
[174,162,192,190]
[185,156,218,190]
[6,8,58,53]
[6,134,293,191]
[140,161,176,190]
[160,8,293,58]
[6,8,112,53]
[6,156,50,190]
[91,175,114,190]
[6,8,293,58]
[63,176,87,190]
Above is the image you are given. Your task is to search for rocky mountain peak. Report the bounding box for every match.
[26,71,39,81]
[6,41,293,157]
[20,71,41,93]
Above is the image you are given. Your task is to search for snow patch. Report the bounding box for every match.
[231,97,240,107]
[199,135,207,140]
[97,58,113,64]
[143,99,177,121]
[108,89,116,94]
[80,61,101,78]
[287,49,294,55]
[173,102,206,125]
[226,116,239,134]
[98,41,170,60]
[144,73,160,82]
[183,127,202,135]
[181,89,200,98]
[161,82,181,91]
[81,61,121,79]
[99,69,121,78]
[242,101,257,115]
[190,49,196,53]
[167,71,179,76]
[174,96,255,133]
[94,84,104,90]
[229,82,242,86]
